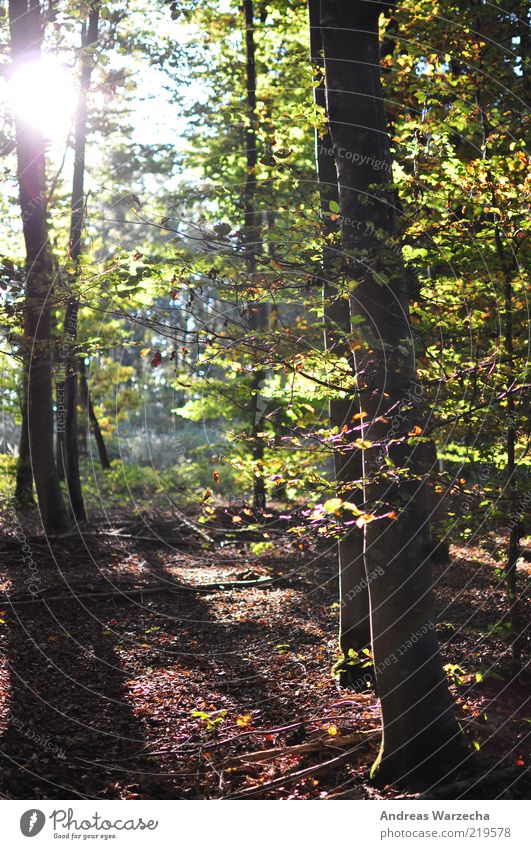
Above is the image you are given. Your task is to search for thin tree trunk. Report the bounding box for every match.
[503,275,522,664]
[493,221,522,664]
[308,0,370,683]
[15,385,33,503]
[78,375,88,456]
[474,10,523,664]
[63,8,99,522]
[9,0,68,532]
[56,381,66,481]
[243,0,267,510]
[320,0,466,784]
[79,358,110,470]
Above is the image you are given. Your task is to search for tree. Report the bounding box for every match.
[308,0,370,683]
[79,358,111,470]
[380,0,529,665]
[61,5,100,522]
[243,0,268,510]
[319,0,467,784]
[9,0,68,532]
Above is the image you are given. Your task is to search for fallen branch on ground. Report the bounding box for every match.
[228,746,368,798]
[223,730,375,767]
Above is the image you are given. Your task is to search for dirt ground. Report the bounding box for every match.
[0,508,529,799]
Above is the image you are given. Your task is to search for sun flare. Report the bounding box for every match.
[7,56,77,143]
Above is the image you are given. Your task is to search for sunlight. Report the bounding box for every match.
[7,55,76,143]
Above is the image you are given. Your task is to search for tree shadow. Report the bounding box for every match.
[0,523,170,799]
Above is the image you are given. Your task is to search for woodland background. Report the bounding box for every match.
[0,0,529,800]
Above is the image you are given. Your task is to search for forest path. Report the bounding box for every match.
[0,509,529,799]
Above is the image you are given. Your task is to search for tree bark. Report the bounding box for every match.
[9,0,68,532]
[15,385,33,503]
[62,8,99,522]
[79,358,111,470]
[243,0,267,510]
[55,381,66,481]
[308,0,370,682]
[320,0,466,784]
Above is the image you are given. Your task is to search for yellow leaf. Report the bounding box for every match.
[236,713,253,728]
[327,724,338,737]
[342,501,362,515]
[140,348,151,358]
[408,425,422,436]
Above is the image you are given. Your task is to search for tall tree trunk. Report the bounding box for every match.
[79,359,110,470]
[9,0,68,532]
[308,0,370,683]
[320,0,466,784]
[15,387,33,503]
[78,377,88,456]
[243,0,267,510]
[474,11,523,665]
[56,382,66,481]
[501,238,523,664]
[62,8,99,522]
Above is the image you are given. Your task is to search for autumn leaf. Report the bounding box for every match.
[354,439,373,450]
[151,351,162,367]
[408,425,422,436]
[213,471,220,483]
[236,713,253,728]
[356,513,376,528]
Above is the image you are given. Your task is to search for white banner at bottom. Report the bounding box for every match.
[1,799,528,848]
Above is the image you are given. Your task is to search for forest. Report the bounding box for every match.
[0,0,529,803]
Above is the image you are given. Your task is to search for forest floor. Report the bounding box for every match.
[0,506,529,800]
